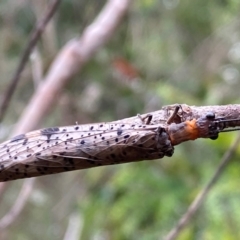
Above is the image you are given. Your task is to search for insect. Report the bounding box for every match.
[0,108,239,182]
[0,122,174,181]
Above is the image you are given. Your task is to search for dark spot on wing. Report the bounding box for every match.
[22,138,28,145]
[117,128,123,136]
[10,134,26,143]
[41,127,60,141]
[41,127,60,135]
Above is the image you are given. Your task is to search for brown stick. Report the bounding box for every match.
[116,104,240,125]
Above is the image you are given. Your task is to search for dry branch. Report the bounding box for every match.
[116,103,240,125]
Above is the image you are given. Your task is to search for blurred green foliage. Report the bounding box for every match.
[1,0,240,239]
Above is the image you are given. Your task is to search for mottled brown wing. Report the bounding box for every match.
[0,122,173,181]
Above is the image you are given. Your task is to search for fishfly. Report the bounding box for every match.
[0,108,239,182]
[0,122,173,181]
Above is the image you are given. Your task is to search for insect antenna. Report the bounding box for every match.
[218,127,240,133]
[214,118,240,133]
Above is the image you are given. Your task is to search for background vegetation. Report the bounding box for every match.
[0,0,240,239]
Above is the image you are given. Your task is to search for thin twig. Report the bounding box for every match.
[0,178,35,230]
[164,132,240,240]
[0,0,61,122]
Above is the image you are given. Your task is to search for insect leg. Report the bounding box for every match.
[166,105,181,124]
[137,114,153,125]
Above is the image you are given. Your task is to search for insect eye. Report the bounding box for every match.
[210,135,218,140]
[206,112,215,120]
